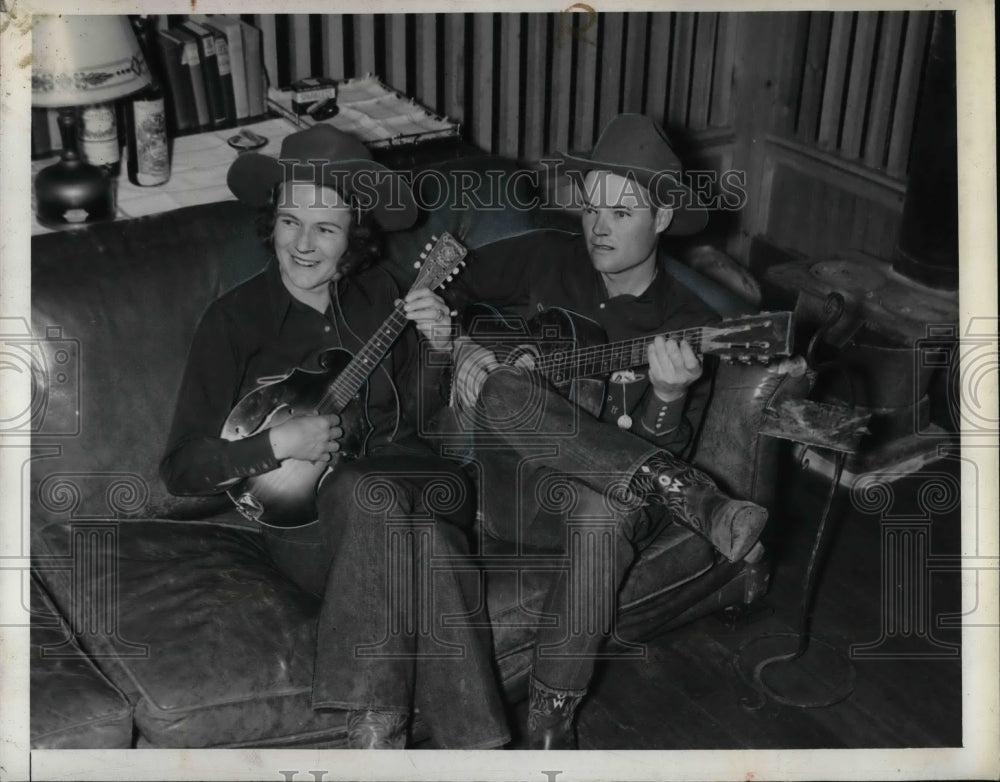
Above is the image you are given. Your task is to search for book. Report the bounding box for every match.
[179,20,229,129]
[207,15,250,123]
[240,20,267,121]
[168,27,211,131]
[202,21,239,125]
[154,28,198,134]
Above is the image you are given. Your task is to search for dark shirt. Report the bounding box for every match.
[161,260,447,496]
[445,230,718,456]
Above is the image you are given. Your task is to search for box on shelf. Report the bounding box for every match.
[291,77,338,116]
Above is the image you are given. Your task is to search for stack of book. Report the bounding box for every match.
[154,16,268,136]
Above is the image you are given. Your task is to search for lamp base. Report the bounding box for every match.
[35,155,116,229]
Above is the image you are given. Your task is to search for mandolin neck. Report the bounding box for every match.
[317,302,410,413]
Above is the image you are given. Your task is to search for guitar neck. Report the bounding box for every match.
[318,303,410,413]
[536,326,707,379]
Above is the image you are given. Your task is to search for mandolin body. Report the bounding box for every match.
[220,347,371,528]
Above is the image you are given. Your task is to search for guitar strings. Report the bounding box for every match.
[534,326,706,375]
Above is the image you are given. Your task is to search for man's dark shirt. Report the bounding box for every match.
[445,230,719,456]
[161,260,446,495]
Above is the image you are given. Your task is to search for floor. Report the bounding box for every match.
[509,453,964,749]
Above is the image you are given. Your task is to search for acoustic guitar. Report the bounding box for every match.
[461,305,795,419]
[221,232,468,528]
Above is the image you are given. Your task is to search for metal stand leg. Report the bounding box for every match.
[734,443,857,710]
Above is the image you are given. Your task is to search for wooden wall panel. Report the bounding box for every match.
[644,14,672,127]
[32,11,938,267]
[622,13,648,114]
[597,13,625,132]
[886,12,932,176]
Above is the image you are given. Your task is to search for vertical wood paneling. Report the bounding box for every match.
[499,14,522,159]
[886,12,931,176]
[796,12,832,139]
[840,11,879,159]
[667,13,695,128]
[689,13,718,130]
[291,15,312,81]
[524,14,548,160]
[321,16,346,80]
[709,13,737,127]
[549,12,574,153]
[863,12,905,169]
[622,13,648,114]
[355,14,377,75]
[597,13,625,132]
[644,14,672,126]
[471,13,495,153]
[414,14,438,111]
[770,13,810,136]
[817,12,854,150]
[257,14,279,91]
[443,14,466,125]
[386,14,408,94]
[573,14,599,149]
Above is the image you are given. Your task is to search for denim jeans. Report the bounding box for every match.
[474,367,671,690]
[264,443,509,749]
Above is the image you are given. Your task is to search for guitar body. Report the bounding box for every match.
[220,347,371,528]
[479,306,610,418]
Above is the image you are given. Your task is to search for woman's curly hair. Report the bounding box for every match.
[255,181,385,278]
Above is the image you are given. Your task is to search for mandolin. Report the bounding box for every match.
[221,232,468,528]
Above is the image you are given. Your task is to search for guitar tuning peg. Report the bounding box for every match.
[413,261,421,269]
[419,252,427,260]
[459,259,467,266]
[446,275,453,282]
[424,242,433,251]
[431,234,438,241]
[757,355,769,363]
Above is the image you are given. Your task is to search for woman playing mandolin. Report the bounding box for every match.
[160,125,508,749]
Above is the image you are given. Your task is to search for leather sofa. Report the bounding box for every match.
[29,155,809,748]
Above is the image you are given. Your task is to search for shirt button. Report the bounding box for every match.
[324,325,331,333]
[599,303,606,309]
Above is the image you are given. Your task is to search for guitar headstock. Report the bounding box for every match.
[702,311,794,364]
[411,232,468,292]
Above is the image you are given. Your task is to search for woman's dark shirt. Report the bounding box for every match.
[161,260,447,496]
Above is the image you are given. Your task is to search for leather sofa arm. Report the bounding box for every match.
[692,358,813,511]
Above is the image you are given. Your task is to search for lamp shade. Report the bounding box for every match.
[32,15,151,108]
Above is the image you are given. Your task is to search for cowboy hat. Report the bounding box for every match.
[558,114,708,235]
[227,124,418,231]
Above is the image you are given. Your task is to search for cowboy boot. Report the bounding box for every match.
[629,451,768,562]
[526,675,587,750]
[346,709,409,749]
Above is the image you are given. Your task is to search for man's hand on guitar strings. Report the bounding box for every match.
[268,414,343,463]
[400,289,455,353]
[648,337,702,404]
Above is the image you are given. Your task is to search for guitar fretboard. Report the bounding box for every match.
[318,304,410,412]
[535,326,706,379]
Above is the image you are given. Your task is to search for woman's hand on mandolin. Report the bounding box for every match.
[268,414,343,462]
[401,289,455,352]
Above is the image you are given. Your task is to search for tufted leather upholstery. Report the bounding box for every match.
[30,155,803,747]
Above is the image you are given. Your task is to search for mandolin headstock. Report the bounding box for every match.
[411,232,468,292]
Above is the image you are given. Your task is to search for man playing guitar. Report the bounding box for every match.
[447,114,777,749]
[160,125,508,750]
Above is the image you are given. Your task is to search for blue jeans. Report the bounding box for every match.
[264,443,509,749]
[474,367,671,691]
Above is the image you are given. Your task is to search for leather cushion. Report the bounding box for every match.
[30,577,133,748]
[32,518,549,748]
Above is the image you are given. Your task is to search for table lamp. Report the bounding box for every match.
[32,15,151,228]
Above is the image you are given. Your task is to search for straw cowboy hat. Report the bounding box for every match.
[227,124,418,231]
[559,114,708,235]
